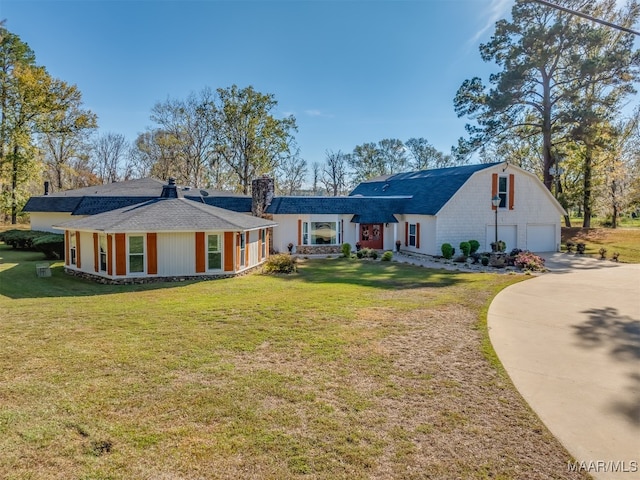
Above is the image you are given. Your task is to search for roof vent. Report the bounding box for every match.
[161,177,179,198]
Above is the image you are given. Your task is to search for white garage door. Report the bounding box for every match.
[486,225,517,252]
[526,224,556,252]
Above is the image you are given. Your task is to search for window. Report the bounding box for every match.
[261,229,266,258]
[207,234,221,270]
[69,232,77,265]
[310,222,337,245]
[99,235,107,272]
[128,235,144,273]
[239,233,246,267]
[498,176,508,208]
[409,224,417,247]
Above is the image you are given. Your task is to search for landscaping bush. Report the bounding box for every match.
[441,243,454,259]
[381,251,393,261]
[0,229,50,250]
[370,250,378,260]
[341,243,352,257]
[459,241,471,257]
[263,254,298,274]
[468,240,480,254]
[32,234,65,260]
[356,250,364,259]
[513,251,545,272]
[481,255,490,266]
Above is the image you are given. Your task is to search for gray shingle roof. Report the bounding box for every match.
[349,163,499,215]
[55,198,276,232]
[266,196,407,223]
[23,178,166,214]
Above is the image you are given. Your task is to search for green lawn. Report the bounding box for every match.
[562,227,640,263]
[0,245,588,480]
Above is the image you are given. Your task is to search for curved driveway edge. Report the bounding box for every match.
[488,254,640,480]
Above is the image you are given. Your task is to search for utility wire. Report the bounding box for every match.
[530,0,640,36]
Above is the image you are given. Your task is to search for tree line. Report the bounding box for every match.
[2,0,640,227]
[454,0,640,227]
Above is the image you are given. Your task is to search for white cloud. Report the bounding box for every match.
[304,109,333,118]
[468,0,513,46]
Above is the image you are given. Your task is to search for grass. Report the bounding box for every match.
[0,244,590,480]
[562,226,640,263]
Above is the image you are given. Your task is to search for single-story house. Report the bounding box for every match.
[49,178,275,282]
[22,162,565,281]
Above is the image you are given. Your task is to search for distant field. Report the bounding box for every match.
[562,227,640,263]
[0,245,589,480]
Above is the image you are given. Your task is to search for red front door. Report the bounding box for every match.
[359,223,383,250]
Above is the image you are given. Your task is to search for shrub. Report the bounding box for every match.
[32,234,65,260]
[341,243,351,257]
[0,229,51,250]
[598,247,607,260]
[513,251,545,272]
[381,251,393,261]
[356,250,364,259]
[441,243,454,259]
[481,256,489,266]
[468,240,480,254]
[263,254,297,274]
[565,241,575,253]
[459,241,471,257]
[370,250,378,260]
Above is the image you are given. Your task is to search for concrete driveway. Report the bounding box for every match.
[488,253,640,480]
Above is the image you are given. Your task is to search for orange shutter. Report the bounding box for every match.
[245,232,249,266]
[195,232,205,273]
[147,233,158,275]
[107,234,113,275]
[115,233,126,276]
[405,222,409,246]
[491,173,498,211]
[266,229,270,258]
[65,230,70,266]
[509,173,515,210]
[93,233,99,272]
[416,223,420,249]
[236,234,241,270]
[297,219,302,246]
[224,232,234,271]
[76,231,82,268]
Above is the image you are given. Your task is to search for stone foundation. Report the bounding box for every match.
[64,265,261,285]
[295,245,342,255]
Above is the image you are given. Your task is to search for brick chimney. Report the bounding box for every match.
[251,176,274,218]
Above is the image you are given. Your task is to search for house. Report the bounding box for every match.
[268,162,565,255]
[22,162,565,282]
[47,178,275,282]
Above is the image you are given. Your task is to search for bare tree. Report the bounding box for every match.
[92,132,128,184]
[150,87,218,187]
[276,150,307,195]
[311,161,321,195]
[322,150,348,196]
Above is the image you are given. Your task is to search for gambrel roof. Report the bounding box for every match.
[349,163,500,215]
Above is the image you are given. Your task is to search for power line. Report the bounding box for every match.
[530,0,640,36]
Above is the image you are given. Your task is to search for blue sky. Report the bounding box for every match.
[0,0,570,169]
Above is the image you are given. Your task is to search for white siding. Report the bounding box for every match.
[31,212,80,233]
[157,232,196,276]
[397,215,438,255]
[437,166,562,253]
